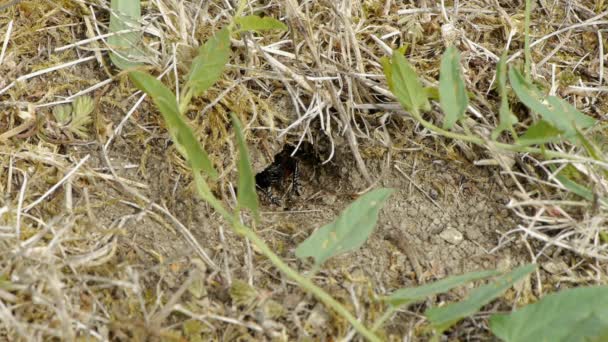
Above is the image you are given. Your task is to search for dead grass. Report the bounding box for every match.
[0,0,607,340]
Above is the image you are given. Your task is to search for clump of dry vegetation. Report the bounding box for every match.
[0,0,607,340]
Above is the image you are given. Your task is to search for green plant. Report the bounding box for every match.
[51,95,94,138]
[124,2,606,341]
[108,0,143,70]
[377,1,608,340]
[490,286,608,342]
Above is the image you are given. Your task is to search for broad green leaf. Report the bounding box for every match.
[518,120,562,146]
[295,188,394,268]
[129,71,218,179]
[382,55,437,105]
[235,15,288,32]
[390,52,431,114]
[187,27,231,97]
[490,286,608,342]
[492,54,518,140]
[230,113,259,221]
[383,269,501,307]
[439,46,468,129]
[108,0,143,70]
[426,264,536,333]
[509,68,596,138]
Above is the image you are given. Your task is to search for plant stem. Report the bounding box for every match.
[232,219,382,342]
[228,0,248,31]
[371,306,396,332]
[192,172,381,341]
[410,109,604,165]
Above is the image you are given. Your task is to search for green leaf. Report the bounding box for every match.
[108,0,143,70]
[509,68,596,138]
[492,54,519,140]
[490,286,608,342]
[380,56,394,93]
[384,269,501,307]
[575,128,604,162]
[555,172,593,201]
[550,164,608,206]
[295,188,394,269]
[129,71,218,179]
[426,264,536,333]
[600,231,608,244]
[187,27,231,98]
[230,113,259,221]
[424,86,440,101]
[68,96,94,138]
[72,95,95,117]
[439,46,468,129]
[390,52,431,114]
[518,120,563,146]
[235,15,288,32]
[52,104,72,125]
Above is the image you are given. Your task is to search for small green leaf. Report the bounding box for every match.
[426,264,536,333]
[492,54,518,140]
[183,319,204,338]
[424,86,440,101]
[550,164,608,206]
[390,52,431,114]
[555,172,593,201]
[68,96,94,138]
[295,188,394,268]
[235,15,288,32]
[575,128,604,162]
[72,96,95,117]
[129,71,218,179]
[380,56,394,93]
[518,120,563,146]
[231,113,259,221]
[509,68,596,138]
[187,278,206,299]
[230,279,258,307]
[384,269,501,307]
[187,27,231,98]
[52,104,72,125]
[439,46,468,129]
[108,0,143,70]
[600,231,608,244]
[490,286,608,342]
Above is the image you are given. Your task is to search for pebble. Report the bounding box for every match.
[439,227,464,245]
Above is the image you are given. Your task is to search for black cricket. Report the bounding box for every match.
[255,144,304,205]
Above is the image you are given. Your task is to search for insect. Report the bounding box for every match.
[255,144,303,205]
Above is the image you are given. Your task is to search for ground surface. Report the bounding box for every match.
[0,0,607,341]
